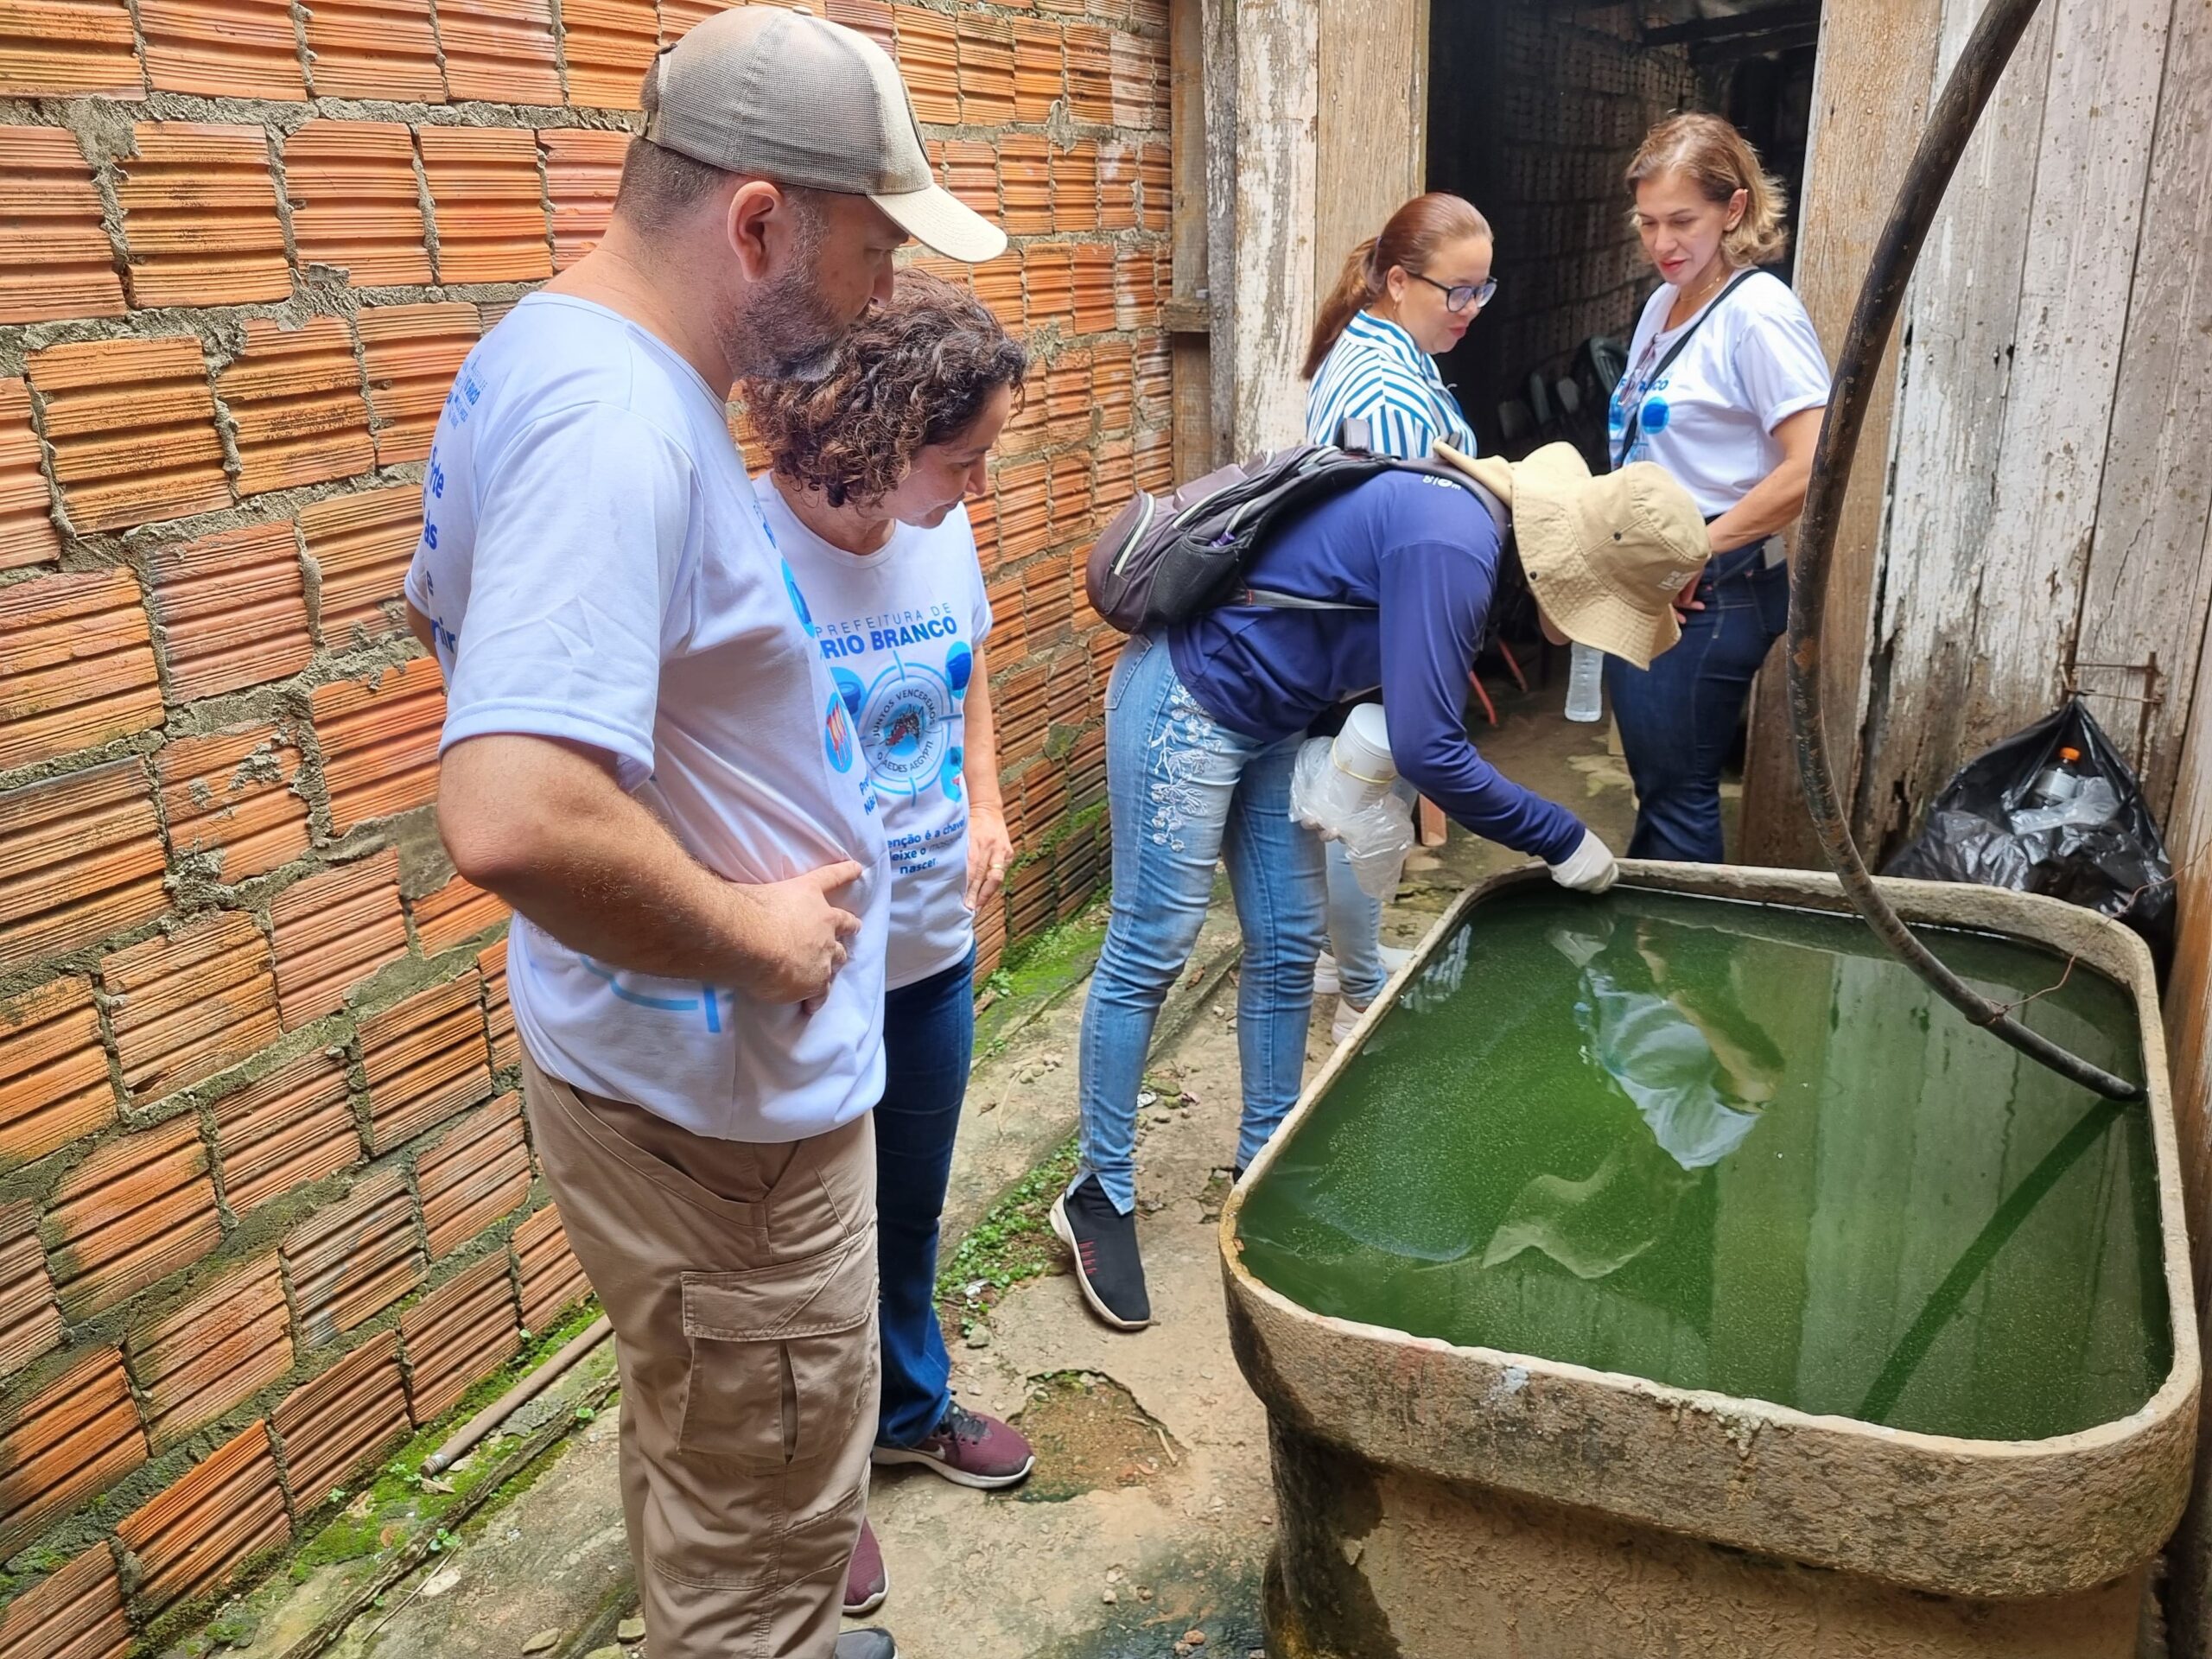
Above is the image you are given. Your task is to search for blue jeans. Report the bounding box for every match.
[874,948,975,1448]
[1077,635,1328,1213]
[1606,546,1789,863]
[1325,841,1388,1005]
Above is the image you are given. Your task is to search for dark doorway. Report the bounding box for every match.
[1425,2,1820,462]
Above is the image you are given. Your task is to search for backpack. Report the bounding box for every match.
[1081,418,1508,636]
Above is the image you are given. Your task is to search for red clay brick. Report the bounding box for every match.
[400,1249,518,1422]
[1023,554,1073,641]
[219,317,375,497]
[1113,245,1158,330]
[126,1251,292,1448]
[305,0,442,101]
[0,0,141,97]
[0,1347,144,1562]
[141,0,306,98]
[1011,17,1062,121]
[104,912,279,1103]
[997,133,1051,236]
[211,1046,360,1216]
[982,572,1024,663]
[480,937,519,1073]
[0,380,56,571]
[1071,241,1115,334]
[824,0,893,54]
[437,0,561,105]
[148,521,314,704]
[512,1204,590,1336]
[972,253,1022,330]
[1137,139,1170,230]
[995,357,1048,461]
[1052,137,1099,232]
[1109,28,1150,128]
[1091,336,1134,434]
[995,456,1050,563]
[935,139,997,218]
[357,969,492,1152]
[45,1112,221,1318]
[358,302,479,467]
[416,1093,530,1258]
[157,721,309,885]
[1135,333,1172,418]
[0,128,125,324]
[117,1420,289,1613]
[957,14,1015,124]
[283,1167,422,1349]
[26,334,229,533]
[0,1202,60,1381]
[271,1326,409,1511]
[0,569,162,775]
[563,0,658,108]
[1046,348,1091,442]
[419,127,552,285]
[270,849,407,1029]
[301,484,423,650]
[965,485,999,561]
[540,127,627,270]
[0,760,168,965]
[116,123,289,308]
[1096,140,1136,231]
[1133,423,1172,493]
[893,5,957,126]
[1023,243,1074,327]
[410,870,505,957]
[0,1541,127,1659]
[308,655,446,834]
[655,0,735,46]
[284,121,432,287]
[1048,450,1092,539]
[1063,24,1110,122]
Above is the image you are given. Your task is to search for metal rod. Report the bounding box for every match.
[1783,0,2142,1102]
[421,1314,613,1477]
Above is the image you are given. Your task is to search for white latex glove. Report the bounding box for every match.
[1548,828,1619,894]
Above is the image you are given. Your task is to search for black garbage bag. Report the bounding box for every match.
[1884,698,2174,965]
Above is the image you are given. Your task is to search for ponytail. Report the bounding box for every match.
[1300,193,1493,381]
[1302,238,1383,380]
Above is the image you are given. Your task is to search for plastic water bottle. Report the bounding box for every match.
[1565,642,1605,723]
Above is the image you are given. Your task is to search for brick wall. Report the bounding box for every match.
[0,0,1168,1642]
[1428,1,1700,448]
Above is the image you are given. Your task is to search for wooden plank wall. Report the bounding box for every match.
[1312,0,1428,313]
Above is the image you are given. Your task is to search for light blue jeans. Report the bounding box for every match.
[1326,842,1389,1005]
[1077,634,1328,1213]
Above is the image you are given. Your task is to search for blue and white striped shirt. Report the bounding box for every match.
[1305,311,1477,459]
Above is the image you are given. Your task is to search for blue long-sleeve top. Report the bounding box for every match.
[1166,472,1585,863]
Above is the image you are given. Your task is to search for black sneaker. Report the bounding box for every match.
[1050,1174,1152,1330]
[836,1631,898,1659]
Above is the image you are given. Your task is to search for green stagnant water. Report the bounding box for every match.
[1237,885,2170,1441]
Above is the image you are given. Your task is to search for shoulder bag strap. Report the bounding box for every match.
[1611,268,1762,471]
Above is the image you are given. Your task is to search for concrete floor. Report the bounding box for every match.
[213,682,1640,1659]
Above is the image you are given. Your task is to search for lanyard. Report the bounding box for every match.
[1611,269,1761,471]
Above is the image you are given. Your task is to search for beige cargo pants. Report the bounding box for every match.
[521,1048,878,1659]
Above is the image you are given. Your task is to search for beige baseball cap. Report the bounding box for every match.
[643,7,1007,264]
[1433,440,1711,671]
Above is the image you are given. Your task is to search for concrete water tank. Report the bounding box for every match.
[1221,864,2196,1659]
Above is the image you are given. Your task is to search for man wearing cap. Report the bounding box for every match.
[1059,441,1708,1332]
[405,12,1003,1658]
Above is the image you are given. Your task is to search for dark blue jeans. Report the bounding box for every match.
[874,948,976,1448]
[1605,547,1789,863]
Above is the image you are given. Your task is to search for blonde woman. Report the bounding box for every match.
[1606,112,1832,862]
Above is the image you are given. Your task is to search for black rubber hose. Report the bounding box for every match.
[1783,0,2142,1103]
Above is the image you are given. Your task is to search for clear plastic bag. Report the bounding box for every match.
[1290,737,1417,900]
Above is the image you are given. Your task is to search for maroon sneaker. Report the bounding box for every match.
[843,1517,888,1618]
[871,1400,1035,1490]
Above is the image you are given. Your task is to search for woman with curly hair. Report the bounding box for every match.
[743,270,1034,1616]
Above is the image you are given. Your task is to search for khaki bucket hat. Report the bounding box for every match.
[1433,440,1710,671]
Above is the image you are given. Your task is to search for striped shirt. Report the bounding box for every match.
[1305,310,1478,459]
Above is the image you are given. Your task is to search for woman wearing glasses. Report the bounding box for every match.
[1299,193,1496,1042]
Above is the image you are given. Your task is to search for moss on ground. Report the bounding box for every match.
[936,1136,1079,1341]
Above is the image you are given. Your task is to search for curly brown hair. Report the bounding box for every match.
[742,270,1029,509]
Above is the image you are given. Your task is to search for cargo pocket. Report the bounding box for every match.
[676,1229,876,1468]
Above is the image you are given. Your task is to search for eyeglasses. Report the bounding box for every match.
[1408,270,1499,313]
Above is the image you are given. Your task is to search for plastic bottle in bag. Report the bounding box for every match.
[1566,643,1605,723]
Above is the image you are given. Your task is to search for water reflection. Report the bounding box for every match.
[1237,886,2166,1440]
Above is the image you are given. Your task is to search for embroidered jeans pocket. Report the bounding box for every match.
[677,1229,877,1468]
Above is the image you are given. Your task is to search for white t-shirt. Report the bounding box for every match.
[1607,270,1831,518]
[404,293,889,1142]
[756,480,992,992]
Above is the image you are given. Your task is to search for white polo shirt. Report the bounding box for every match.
[405,293,890,1142]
